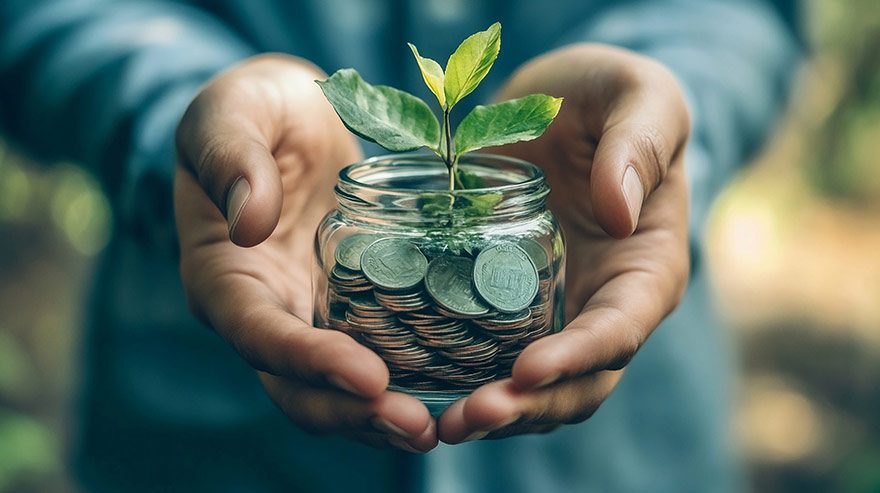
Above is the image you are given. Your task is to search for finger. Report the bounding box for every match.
[438,373,621,444]
[347,419,439,453]
[512,266,682,390]
[590,66,690,238]
[389,419,439,453]
[176,90,283,247]
[188,263,390,397]
[262,374,433,441]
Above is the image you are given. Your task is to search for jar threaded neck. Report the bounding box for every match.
[335,153,549,226]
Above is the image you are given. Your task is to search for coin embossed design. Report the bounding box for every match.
[474,242,539,313]
[361,238,428,291]
[425,255,490,318]
[335,233,378,271]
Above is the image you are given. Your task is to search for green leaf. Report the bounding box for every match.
[457,169,485,189]
[408,43,446,108]
[418,189,501,218]
[316,68,440,152]
[444,22,501,108]
[455,94,563,155]
[461,192,503,216]
[419,193,454,216]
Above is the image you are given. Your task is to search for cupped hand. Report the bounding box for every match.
[439,44,691,442]
[173,54,436,453]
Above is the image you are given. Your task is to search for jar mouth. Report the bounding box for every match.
[335,153,549,225]
[338,152,545,195]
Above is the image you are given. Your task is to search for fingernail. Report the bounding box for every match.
[490,413,521,431]
[462,431,488,443]
[327,374,362,396]
[226,177,251,238]
[461,414,521,443]
[622,166,644,228]
[535,372,560,389]
[389,437,422,454]
[372,417,412,439]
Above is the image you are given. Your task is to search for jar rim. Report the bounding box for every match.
[338,152,545,195]
[334,152,549,225]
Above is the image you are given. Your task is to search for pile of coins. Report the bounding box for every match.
[325,234,554,391]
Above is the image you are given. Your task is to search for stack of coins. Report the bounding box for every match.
[324,234,555,391]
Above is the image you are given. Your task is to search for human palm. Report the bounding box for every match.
[174,55,436,452]
[437,44,691,442]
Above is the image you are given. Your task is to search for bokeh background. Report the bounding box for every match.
[0,1,878,491]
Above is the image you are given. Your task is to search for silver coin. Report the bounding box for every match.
[424,255,490,318]
[360,238,428,291]
[348,294,392,315]
[473,242,539,313]
[334,233,378,271]
[478,309,532,326]
[517,238,550,273]
[330,265,364,282]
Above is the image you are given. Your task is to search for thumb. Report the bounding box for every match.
[176,109,283,247]
[590,87,689,239]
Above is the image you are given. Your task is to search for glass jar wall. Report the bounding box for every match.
[313,154,565,415]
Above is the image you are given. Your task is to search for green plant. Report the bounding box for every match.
[316,22,562,193]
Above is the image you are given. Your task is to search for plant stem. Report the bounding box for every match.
[443,108,454,192]
[454,167,464,188]
[448,163,455,192]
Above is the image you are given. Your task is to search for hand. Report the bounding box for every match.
[174,55,436,453]
[439,44,691,442]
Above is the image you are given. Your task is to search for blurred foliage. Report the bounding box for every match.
[0,148,111,256]
[706,1,880,492]
[0,411,58,492]
[805,0,880,204]
[0,144,108,492]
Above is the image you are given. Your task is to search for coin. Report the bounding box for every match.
[396,309,447,325]
[473,242,539,313]
[330,265,363,281]
[335,233,378,271]
[377,343,437,370]
[325,234,558,394]
[361,238,428,291]
[328,290,350,306]
[348,294,393,316]
[473,309,532,329]
[374,289,432,312]
[412,320,474,349]
[329,279,372,295]
[518,237,550,273]
[424,255,490,318]
[362,327,417,347]
[328,305,351,333]
[328,264,373,295]
[345,311,399,331]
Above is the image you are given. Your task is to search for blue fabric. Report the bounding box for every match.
[0,1,801,491]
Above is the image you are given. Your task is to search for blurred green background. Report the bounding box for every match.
[0,1,878,491]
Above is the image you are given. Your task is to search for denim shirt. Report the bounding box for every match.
[0,1,801,491]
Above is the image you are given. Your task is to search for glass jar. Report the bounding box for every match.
[313,153,565,415]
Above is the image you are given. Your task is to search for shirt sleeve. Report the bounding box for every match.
[555,0,803,240]
[0,0,255,249]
